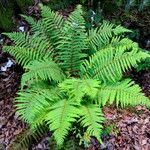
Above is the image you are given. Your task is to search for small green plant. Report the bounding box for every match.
[3,4,150,148]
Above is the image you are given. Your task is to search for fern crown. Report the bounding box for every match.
[3,4,150,148]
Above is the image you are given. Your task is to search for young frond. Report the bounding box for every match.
[80,104,105,143]
[21,59,65,86]
[15,87,59,128]
[57,5,87,75]
[45,99,81,146]
[59,78,100,102]
[97,79,150,107]
[81,44,149,83]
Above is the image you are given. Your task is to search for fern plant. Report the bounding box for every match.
[3,4,150,148]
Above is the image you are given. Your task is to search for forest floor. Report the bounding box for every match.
[0,3,150,150]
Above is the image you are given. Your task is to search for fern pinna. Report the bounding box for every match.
[3,4,150,148]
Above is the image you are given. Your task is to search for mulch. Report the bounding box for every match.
[102,106,150,150]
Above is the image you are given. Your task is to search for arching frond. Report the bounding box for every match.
[3,32,29,47]
[81,43,149,83]
[39,4,64,45]
[21,15,42,33]
[45,99,81,146]
[21,15,56,50]
[15,87,59,128]
[40,4,64,29]
[88,21,132,50]
[57,5,87,75]
[3,32,53,66]
[21,59,65,86]
[3,46,37,66]
[80,104,105,143]
[97,79,150,107]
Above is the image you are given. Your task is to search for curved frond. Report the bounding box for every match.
[80,104,105,143]
[3,32,29,47]
[15,87,59,128]
[21,59,65,86]
[45,99,80,146]
[39,4,64,45]
[57,5,87,75]
[88,21,132,50]
[40,4,64,29]
[3,46,37,66]
[81,42,149,83]
[21,15,58,52]
[97,79,150,107]
[21,15,42,33]
[3,33,53,67]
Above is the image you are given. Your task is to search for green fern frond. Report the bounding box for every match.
[39,4,64,45]
[88,21,132,50]
[97,79,150,107]
[28,34,53,56]
[80,104,105,143]
[21,15,56,50]
[3,32,53,66]
[21,59,65,86]
[45,99,81,146]
[3,32,29,47]
[113,24,132,35]
[57,5,87,75]
[21,5,64,55]
[81,44,149,83]
[15,87,60,128]
[40,4,64,29]
[3,46,36,66]
[21,15,42,33]
[59,78,100,102]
